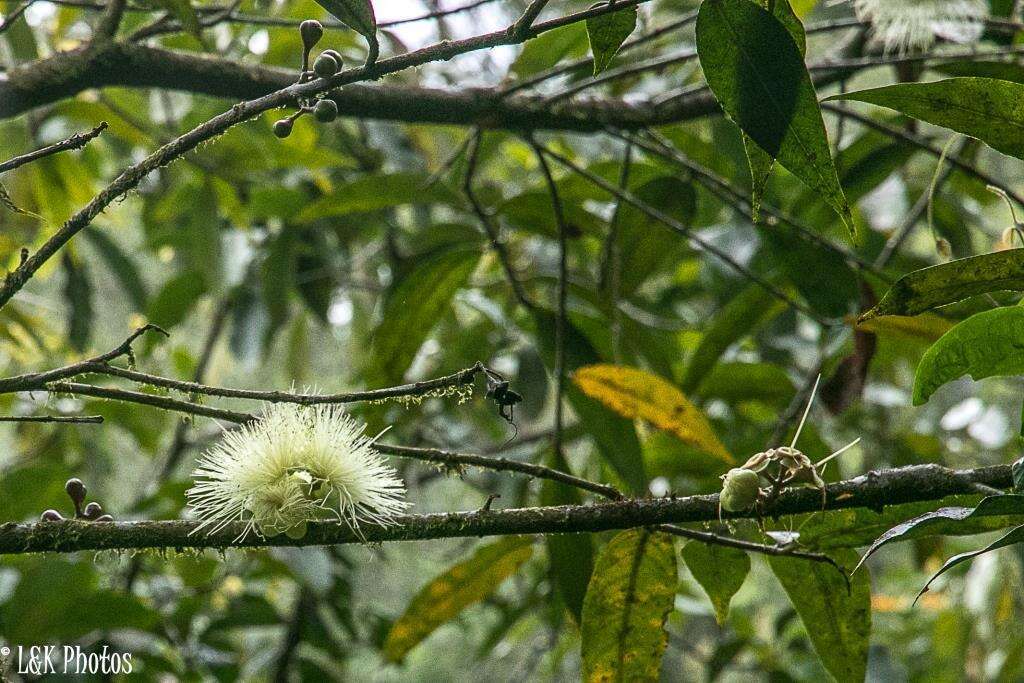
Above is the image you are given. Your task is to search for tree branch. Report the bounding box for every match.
[0,463,1011,554]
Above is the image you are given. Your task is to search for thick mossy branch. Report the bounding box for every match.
[0,463,1010,554]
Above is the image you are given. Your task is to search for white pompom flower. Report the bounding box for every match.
[853,0,988,54]
[187,404,409,540]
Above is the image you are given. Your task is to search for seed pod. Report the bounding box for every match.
[300,19,324,51]
[719,468,761,512]
[40,509,64,522]
[314,99,339,123]
[83,502,103,519]
[313,52,339,78]
[273,119,294,138]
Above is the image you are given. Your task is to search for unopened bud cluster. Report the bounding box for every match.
[39,478,114,522]
[272,20,343,139]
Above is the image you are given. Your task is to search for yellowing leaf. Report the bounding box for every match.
[855,313,953,343]
[382,536,533,662]
[573,364,733,463]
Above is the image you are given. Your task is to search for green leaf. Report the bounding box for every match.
[682,541,750,625]
[742,0,806,219]
[313,0,376,39]
[680,281,788,393]
[532,311,647,493]
[82,228,148,312]
[373,248,478,383]
[581,530,677,683]
[827,78,1024,161]
[912,306,1024,405]
[917,524,1024,602]
[511,22,589,77]
[610,176,697,296]
[696,0,853,237]
[933,60,1024,84]
[62,251,93,353]
[768,549,871,683]
[1014,456,1024,493]
[146,270,207,330]
[382,536,533,662]
[862,249,1024,320]
[854,495,1024,573]
[542,449,595,623]
[586,6,637,75]
[295,173,457,222]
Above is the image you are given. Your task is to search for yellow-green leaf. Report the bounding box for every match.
[581,530,677,683]
[382,536,534,662]
[574,364,733,463]
[682,541,750,625]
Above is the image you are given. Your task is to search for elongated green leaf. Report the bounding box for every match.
[82,229,148,312]
[542,448,595,623]
[862,250,1024,320]
[382,536,533,662]
[696,0,853,236]
[296,173,457,222]
[374,248,478,383]
[62,252,93,353]
[854,495,1024,573]
[532,311,646,493]
[827,78,1024,160]
[742,0,806,219]
[917,525,1024,602]
[147,271,206,330]
[769,549,871,683]
[586,6,637,75]
[682,542,749,625]
[581,530,677,682]
[912,306,1024,405]
[680,281,787,392]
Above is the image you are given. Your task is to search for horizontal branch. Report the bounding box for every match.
[0,414,103,423]
[0,463,1011,554]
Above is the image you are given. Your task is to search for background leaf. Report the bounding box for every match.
[682,541,750,625]
[382,536,533,662]
[581,530,677,683]
[586,6,637,75]
[768,549,871,683]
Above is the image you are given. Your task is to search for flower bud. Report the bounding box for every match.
[273,119,294,139]
[719,468,761,512]
[300,19,323,51]
[314,99,339,123]
[321,49,343,67]
[313,52,339,78]
[84,502,103,519]
[95,514,114,523]
[65,478,86,506]
[40,509,64,522]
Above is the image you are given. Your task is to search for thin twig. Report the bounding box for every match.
[0,122,108,174]
[0,415,103,423]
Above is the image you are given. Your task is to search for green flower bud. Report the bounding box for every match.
[321,49,344,68]
[40,509,64,522]
[273,119,294,138]
[314,99,339,123]
[313,52,339,78]
[719,468,761,512]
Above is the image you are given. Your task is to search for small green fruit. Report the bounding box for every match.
[321,49,343,68]
[273,119,293,138]
[719,468,761,512]
[313,52,339,78]
[314,99,339,123]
